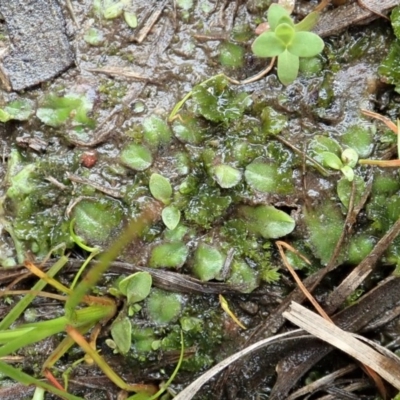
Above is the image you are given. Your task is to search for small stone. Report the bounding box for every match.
[81,150,97,168]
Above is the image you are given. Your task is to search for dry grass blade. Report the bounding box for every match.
[276,241,332,322]
[66,172,123,198]
[174,330,304,400]
[287,364,358,400]
[358,0,390,21]
[131,0,167,44]
[275,243,387,396]
[316,381,372,400]
[225,57,276,85]
[361,108,398,134]
[86,67,153,82]
[283,302,400,391]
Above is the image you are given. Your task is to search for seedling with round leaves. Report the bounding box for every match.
[251,4,324,85]
[318,149,358,182]
[149,173,182,230]
[309,136,359,182]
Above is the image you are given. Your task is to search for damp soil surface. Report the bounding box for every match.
[1,1,400,400]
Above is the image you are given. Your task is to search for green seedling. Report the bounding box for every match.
[93,0,137,27]
[309,136,358,182]
[251,4,324,85]
[149,173,183,230]
[319,151,356,181]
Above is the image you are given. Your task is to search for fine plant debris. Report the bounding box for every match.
[1,1,400,400]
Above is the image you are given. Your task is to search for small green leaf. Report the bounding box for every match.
[131,325,156,352]
[268,4,291,31]
[163,224,188,241]
[149,173,172,205]
[277,50,299,85]
[219,42,245,68]
[192,75,251,123]
[378,41,400,94]
[245,160,275,193]
[274,23,295,45]
[149,241,188,268]
[37,93,94,128]
[6,163,36,199]
[146,289,182,325]
[391,5,400,40]
[119,272,152,304]
[172,113,206,144]
[347,234,375,265]
[341,125,374,158]
[120,143,153,171]
[252,32,285,57]
[0,99,34,122]
[84,27,105,46]
[111,317,131,354]
[337,176,366,209]
[340,165,354,182]
[288,31,325,57]
[227,260,259,293]
[260,106,288,135]
[341,148,359,168]
[142,115,172,147]
[239,205,295,239]
[0,109,11,123]
[193,243,224,281]
[277,15,295,27]
[103,1,124,19]
[177,0,194,10]
[162,205,181,230]
[92,0,103,15]
[72,199,123,247]
[305,201,344,265]
[320,151,344,170]
[124,11,137,28]
[180,316,203,332]
[295,11,320,32]
[245,158,293,194]
[309,136,342,157]
[213,165,242,188]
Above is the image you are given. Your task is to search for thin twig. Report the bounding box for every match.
[66,173,123,198]
[225,57,276,85]
[131,0,168,44]
[276,241,332,322]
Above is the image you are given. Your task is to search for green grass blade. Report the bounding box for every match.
[0,359,83,400]
[0,325,64,358]
[65,208,156,319]
[0,305,113,357]
[0,327,35,344]
[70,249,100,290]
[168,90,193,122]
[0,255,69,330]
[128,330,185,400]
